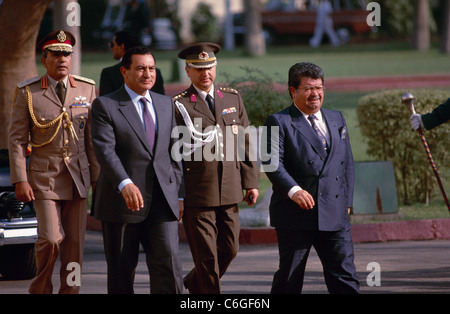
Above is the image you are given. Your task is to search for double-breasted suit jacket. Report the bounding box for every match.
[91,86,183,224]
[264,104,355,232]
[173,84,258,207]
[9,74,100,200]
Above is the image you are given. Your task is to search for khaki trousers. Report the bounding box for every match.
[29,195,87,294]
[182,204,240,294]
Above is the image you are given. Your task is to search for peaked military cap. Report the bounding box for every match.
[178,42,221,68]
[37,30,76,53]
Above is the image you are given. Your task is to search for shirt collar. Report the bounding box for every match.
[294,104,324,122]
[193,85,215,102]
[47,75,68,89]
[124,84,152,105]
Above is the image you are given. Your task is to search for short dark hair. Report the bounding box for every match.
[288,62,324,96]
[121,46,155,69]
[114,31,142,51]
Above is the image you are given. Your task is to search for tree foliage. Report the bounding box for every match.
[223,67,289,126]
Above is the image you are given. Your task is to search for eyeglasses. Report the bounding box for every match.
[298,86,325,94]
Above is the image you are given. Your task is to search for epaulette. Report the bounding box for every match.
[172,91,187,101]
[71,74,95,85]
[17,76,40,88]
[219,87,238,94]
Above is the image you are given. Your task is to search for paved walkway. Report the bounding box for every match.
[1,230,449,294]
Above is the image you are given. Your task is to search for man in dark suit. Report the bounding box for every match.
[99,31,165,96]
[263,62,359,294]
[91,46,183,294]
[173,42,259,293]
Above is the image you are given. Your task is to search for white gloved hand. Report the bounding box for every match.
[410,113,424,130]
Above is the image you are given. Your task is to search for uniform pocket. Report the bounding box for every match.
[28,158,50,191]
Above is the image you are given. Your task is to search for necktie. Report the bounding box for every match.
[308,114,328,152]
[206,94,215,114]
[56,80,66,104]
[140,97,155,150]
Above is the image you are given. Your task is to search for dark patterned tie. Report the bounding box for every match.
[56,80,66,104]
[308,114,328,152]
[140,97,155,150]
[206,94,215,114]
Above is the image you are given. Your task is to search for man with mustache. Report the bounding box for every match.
[263,62,359,293]
[8,30,99,293]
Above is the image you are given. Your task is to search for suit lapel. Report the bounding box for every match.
[290,104,328,160]
[117,87,154,156]
[321,109,339,158]
[42,75,63,108]
[149,91,169,156]
[186,85,215,123]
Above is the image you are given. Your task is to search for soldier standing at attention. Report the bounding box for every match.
[8,30,99,294]
[173,42,259,294]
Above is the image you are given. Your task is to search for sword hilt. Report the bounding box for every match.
[401,92,416,114]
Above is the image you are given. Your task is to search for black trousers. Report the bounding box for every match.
[271,225,360,294]
[101,196,183,294]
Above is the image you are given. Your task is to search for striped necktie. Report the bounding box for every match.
[308,114,328,153]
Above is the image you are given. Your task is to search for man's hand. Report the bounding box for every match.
[410,113,424,130]
[244,188,259,205]
[121,183,144,211]
[292,190,315,210]
[15,181,35,203]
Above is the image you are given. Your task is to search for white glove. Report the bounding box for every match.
[410,113,424,130]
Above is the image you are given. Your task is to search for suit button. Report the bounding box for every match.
[336,194,339,198]
[336,176,340,181]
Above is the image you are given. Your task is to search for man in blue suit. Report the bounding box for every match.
[263,62,359,293]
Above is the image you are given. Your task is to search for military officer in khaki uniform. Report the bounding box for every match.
[8,30,99,294]
[173,42,259,293]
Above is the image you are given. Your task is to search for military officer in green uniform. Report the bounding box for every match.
[173,42,259,294]
[8,30,99,294]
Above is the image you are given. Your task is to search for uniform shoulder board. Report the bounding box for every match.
[17,76,40,88]
[219,87,238,94]
[172,91,187,101]
[71,74,95,85]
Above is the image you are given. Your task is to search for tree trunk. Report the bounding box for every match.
[0,0,52,149]
[244,0,265,57]
[441,0,450,53]
[412,0,430,51]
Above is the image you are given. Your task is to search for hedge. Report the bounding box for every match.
[357,89,448,204]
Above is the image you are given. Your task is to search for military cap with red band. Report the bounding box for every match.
[178,42,221,68]
[37,30,75,53]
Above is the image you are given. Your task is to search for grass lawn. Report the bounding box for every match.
[37,41,449,221]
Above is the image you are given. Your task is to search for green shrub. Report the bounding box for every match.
[190,3,219,42]
[357,89,448,204]
[223,67,290,126]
